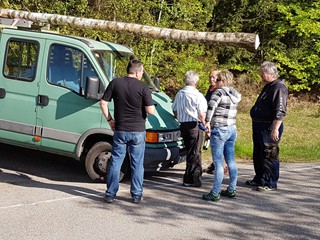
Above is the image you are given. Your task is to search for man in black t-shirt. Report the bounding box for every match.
[100,59,155,203]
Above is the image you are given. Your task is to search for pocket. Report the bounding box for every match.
[133,132,146,145]
[262,129,277,147]
[211,127,229,142]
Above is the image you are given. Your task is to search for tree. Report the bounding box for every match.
[207,0,320,93]
[0,5,259,94]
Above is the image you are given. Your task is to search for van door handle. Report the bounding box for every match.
[37,95,49,106]
[0,88,6,99]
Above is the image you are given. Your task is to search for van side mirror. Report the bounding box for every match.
[85,77,100,100]
[154,76,160,90]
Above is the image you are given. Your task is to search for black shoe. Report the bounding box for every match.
[183,182,195,187]
[245,180,261,186]
[203,163,215,174]
[132,196,144,203]
[193,169,202,187]
[104,196,114,203]
[220,189,236,198]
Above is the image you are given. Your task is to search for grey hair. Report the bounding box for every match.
[261,61,279,78]
[184,71,199,86]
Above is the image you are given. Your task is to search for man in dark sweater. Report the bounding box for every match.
[246,61,288,191]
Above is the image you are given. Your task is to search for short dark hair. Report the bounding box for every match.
[127,59,143,74]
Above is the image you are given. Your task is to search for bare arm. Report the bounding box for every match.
[199,112,206,126]
[100,99,111,120]
[145,105,156,115]
[100,99,115,130]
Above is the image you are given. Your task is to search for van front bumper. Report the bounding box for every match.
[144,146,186,172]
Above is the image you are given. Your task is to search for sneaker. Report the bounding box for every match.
[183,182,194,187]
[193,169,202,187]
[257,186,276,192]
[104,196,114,203]
[220,189,236,198]
[132,196,144,204]
[245,180,261,186]
[202,192,220,202]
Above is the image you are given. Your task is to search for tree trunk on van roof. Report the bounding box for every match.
[0,8,260,51]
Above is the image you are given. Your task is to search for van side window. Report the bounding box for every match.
[47,44,81,93]
[4,39,38,81]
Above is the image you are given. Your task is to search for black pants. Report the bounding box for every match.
[180,122,203,183]
[252,121,283,188]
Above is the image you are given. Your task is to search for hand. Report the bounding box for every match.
[271,129,279,142]
[108,119,115,131]
[204,122,211,134]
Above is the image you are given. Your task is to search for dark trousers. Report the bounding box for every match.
[252,121,283,188]
[180,122,203,183]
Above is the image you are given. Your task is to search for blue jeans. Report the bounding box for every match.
[105,131,146,200]
[210,125,238,195]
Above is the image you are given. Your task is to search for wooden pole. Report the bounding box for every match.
[0,9,260,51]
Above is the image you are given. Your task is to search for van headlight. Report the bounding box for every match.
[146,131,182,143]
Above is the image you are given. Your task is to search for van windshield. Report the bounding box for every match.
[92,50,157,90]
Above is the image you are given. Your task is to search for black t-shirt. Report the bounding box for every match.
[205,85,215,102]
[102,77,153,131]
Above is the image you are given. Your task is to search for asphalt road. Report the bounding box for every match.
[0,143,319,240]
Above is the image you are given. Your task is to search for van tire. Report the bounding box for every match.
[85,141,128,182]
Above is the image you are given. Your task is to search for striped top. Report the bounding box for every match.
[172,86,207,123]
[205,87,241,127]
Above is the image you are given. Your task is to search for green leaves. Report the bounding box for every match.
[3,0,320,94]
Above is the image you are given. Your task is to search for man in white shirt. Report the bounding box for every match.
[172,71,207,187]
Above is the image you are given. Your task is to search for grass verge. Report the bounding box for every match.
[202,100,320,163]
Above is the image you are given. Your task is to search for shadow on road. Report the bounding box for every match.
[0,143,89,182]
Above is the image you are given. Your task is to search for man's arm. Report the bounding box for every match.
[145,105,156,115]
[271,84,288,142]
[100,99,111,120]
[100,99,115,130]
[199,112,206,126]
[271,119,282,142]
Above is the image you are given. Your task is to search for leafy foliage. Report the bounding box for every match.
[1,0,319,95]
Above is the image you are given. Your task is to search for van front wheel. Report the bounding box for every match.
[85,141,127,182]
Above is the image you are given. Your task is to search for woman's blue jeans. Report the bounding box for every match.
[105,131,146,200]
[210,125,238,195]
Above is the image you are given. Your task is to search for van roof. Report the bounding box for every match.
[0,27,133,53]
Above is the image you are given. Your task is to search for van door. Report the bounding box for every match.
[0,36,40,146]
[36,42,103,156]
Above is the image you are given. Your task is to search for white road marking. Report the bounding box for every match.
[0,164,318,210]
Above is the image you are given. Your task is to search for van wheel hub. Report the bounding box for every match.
[96,152,111,173]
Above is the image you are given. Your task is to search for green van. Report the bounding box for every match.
[0,22,185,180]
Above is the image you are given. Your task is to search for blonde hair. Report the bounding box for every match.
[218,70,234,86]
